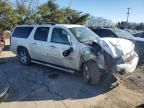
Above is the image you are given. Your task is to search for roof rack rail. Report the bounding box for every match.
[39,22,56,25]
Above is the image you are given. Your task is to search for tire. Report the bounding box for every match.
[18,48,31,65]
[83,61,101,85]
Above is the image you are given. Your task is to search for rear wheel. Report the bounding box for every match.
[83,61,101,85]
[18,48,31,65]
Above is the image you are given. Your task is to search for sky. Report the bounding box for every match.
[39,0,144,23]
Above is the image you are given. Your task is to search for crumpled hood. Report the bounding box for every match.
[96,37,135,58]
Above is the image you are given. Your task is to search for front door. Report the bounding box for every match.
[47,27,78,69]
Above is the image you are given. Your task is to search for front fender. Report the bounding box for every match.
[81,51,96,63]
[80,50,107,72]
[79,53,96,72]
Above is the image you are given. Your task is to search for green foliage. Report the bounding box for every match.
[86,16,113,28]
[117,21,144,30]
[0,0,89,31]
[0,1,14,30]
[37,1,89,24]
[60,8,89,24]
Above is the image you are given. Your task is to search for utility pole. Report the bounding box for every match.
[127,8,131,23]
[68,0,72,23]
[69,0,72,9]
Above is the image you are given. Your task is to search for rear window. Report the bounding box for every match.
[93,29,116,38]
[12,27,33,38]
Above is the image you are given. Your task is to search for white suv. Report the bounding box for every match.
[10,24,138,84]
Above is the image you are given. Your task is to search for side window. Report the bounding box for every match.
[94,30,104,37]
[51,28,70,44]
[12,27,33,38]
[95,29,116,37]
[103,30,116,37]
[34,27,49,41]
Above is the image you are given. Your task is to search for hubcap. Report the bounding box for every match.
[19,51,27,64]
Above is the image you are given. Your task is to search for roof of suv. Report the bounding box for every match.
[15,24,84,28]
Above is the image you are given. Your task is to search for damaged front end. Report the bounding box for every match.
[81,41,109,73]
[82,38,139,73]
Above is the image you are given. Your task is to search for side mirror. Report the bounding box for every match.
[63,47,73,57]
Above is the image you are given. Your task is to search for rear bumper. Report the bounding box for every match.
[10,45,17,54]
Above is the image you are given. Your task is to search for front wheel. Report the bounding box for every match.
[18,48,31,65]
[83,61,101,85]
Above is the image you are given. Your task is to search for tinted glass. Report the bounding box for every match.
[34,27,49,41]
[94,29,116,37]
[134,32,144,38]
[111,29,134,38]
[51,28,70,44]
[12,27,33,38]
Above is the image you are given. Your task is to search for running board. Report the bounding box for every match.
[31,60,76,74]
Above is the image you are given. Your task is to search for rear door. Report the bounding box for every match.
[11,26,34,53]
[30,26,50,62]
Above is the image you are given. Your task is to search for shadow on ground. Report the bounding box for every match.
[0,54,117,102]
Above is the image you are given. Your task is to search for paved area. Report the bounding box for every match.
[0,43,143,108]
[0,50,118,107]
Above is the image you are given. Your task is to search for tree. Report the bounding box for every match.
[117,22,144,30]
[37,0,89,24]
[14,0,39,24]
[62,8,89,24]
[117,21,128,29]
[136,23,144,30]
[0,0,90,31]
[37,0,62,23]
[86,16,114,28]
[0,0,15,30]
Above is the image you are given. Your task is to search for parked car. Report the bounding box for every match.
[91,28,144,62]
[0,32,5,52]
[133,31,144,38]
[0,33,5,53]
[10,24,138,84]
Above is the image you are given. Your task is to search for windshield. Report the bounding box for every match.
[111,29,134,38]
[69,27,99,42]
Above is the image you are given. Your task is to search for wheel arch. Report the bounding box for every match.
[79,54,97,72]
[17,46,27,53]
[16,46,31,57]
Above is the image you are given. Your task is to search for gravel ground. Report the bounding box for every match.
[0,39,144,108]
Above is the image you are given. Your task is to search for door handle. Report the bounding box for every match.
[32,43,37,45]
[49,46,56,48]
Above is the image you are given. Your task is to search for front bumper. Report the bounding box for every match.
[116,52,139,73]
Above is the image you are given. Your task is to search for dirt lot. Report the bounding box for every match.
[0,39,144,108]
